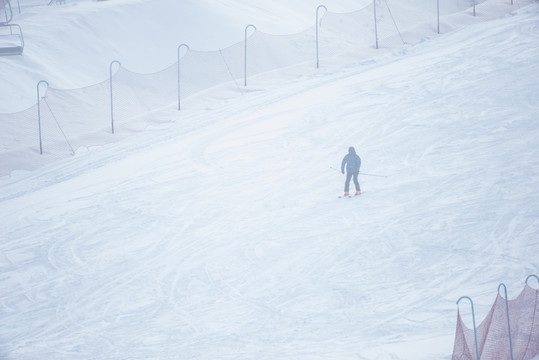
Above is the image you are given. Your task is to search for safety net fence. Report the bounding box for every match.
[0,0,517,175]
[452,275,539,360]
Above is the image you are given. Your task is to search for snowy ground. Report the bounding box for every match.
[1,0,539,359]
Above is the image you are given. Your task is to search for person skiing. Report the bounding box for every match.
[341,146,361,196]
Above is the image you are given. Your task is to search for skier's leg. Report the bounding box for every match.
[344,172,352,193]
[353,172,360,192]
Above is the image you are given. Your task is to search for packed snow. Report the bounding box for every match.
[1,0,539,359]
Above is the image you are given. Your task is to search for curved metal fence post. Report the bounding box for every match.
[373,0,379,49]
[244,24,256,87]
[36,80,49,155]
[457,296,480,360]
[526,274,539,286]
[498,283,514,360]
[316,5,327,69]
[109,60,121,134]
[177,43,190,111]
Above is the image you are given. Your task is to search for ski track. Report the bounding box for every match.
[1,3,539,360]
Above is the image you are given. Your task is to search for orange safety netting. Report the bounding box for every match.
[452,283,539,360]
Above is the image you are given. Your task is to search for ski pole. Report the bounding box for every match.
[358,172,387,178]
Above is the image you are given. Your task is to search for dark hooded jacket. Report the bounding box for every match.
[341,147,361,173]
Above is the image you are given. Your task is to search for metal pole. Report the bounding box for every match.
[316,5,327,69]
[109,60,121,134]
[498,283,514,360]
[373,0,379,49]
[177,43,189,111]
[36,80,49,155]
[437,0,440,34]
[359,171,388,178]
[473,0,476,16]
[244,24,256,87]
[457,296,480,360]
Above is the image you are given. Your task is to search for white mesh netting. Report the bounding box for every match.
[0,0,514,174]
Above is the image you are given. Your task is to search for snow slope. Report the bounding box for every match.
[1,0,539,359]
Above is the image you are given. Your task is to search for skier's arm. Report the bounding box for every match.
[341,156,347,174]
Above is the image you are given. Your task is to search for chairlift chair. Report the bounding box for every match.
[0,0,24,56]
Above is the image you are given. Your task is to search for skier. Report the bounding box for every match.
[341,146,361,196]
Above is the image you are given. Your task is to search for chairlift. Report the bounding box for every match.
[0,0,24,56]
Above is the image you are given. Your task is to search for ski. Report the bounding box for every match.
[338,192,363,199]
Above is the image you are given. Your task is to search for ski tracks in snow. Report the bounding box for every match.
[2,5,539,359]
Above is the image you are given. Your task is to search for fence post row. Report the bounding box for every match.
[36,80,49,155]
[316,5,327,69]
[177,43,189,111]
[109,60,121,134]
[244,24,256,87]
[456,295,480,360]
[498,283,514,360]
[31,2,525,154]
